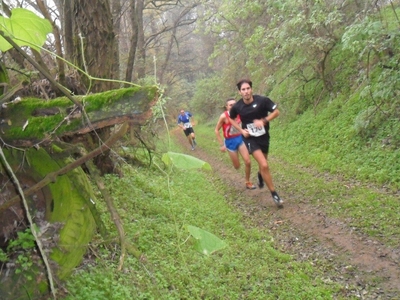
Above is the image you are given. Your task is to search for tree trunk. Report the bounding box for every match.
[125,0,139,83]
[73,0,117,92]
[111,0,122,80]
[36,0,66,87]
[159,26,177,85]
[55,0,74,62]
[135,0,146,79]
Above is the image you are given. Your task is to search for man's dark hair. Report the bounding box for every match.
[236,78,252,90]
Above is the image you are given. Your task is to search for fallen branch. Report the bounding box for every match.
[85,160,143,268]
[0,123,129,214]
[85,160,132,270]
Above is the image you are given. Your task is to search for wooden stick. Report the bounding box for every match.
[0,123,128,213]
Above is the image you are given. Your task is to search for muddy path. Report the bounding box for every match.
[172,129,400,299]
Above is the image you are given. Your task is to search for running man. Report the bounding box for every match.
[215,98,256,190]
[229,79,283,207]
[177,109,197,150]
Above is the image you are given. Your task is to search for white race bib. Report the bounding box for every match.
[183,122,192,129]
[246,123,266,137]
[228,126,240,135]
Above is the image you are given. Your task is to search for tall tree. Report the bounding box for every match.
[135,0,145,80]
[111,0,122,80]
[73,0,117,92]
[125,0,139,83]
[158,4,199,84]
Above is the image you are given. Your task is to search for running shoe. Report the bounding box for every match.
[272,194,284,207]
[246,182,256,190]
[257,172,264,189]
[191,146,195,150]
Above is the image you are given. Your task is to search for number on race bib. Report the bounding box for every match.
[184,122,192,129]
[246,123,266,137]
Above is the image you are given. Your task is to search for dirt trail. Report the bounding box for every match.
[172,129,400,299]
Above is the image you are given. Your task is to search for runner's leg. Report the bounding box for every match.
[251,150,275,192]
[227,150,240,169]
[184,129,193,146]
[238,143,251,183]
[191,132,196,146]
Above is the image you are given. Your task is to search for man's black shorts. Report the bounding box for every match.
[243,135,270,154]
[183,127,194,136]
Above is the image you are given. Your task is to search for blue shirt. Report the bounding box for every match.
[177,112,192,124]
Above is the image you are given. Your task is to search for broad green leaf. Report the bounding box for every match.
[187,225,227,256]
[162,151,211,170]
[0,8,52,52]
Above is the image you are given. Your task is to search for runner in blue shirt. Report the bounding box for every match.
[177,109,197,150]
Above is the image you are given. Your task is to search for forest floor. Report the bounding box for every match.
[172,129,400,300]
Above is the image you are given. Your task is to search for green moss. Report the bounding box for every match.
[2,148,97,280]
[23,149,97,279]
[82,86,145,111]
[84,86,158,118]
[51,144,64,153]
[1,86,158,142]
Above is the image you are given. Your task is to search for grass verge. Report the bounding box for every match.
[194,121,400,248]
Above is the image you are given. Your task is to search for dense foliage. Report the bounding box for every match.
[193,0,400,190]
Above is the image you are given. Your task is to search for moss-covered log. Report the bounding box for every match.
[0,86,159,298]
[0,86,158,147]
[0,147,97,299]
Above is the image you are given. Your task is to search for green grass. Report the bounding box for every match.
[63,115,399,298]
[270,99,400,190]
[63,135,347,299]
[195,120,400,247]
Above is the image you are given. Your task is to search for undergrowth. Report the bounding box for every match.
[63,137,345,299]
[270,95,400,190]
[64,106,399,298]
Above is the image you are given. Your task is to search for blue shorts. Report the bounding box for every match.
[224,135,243,152]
